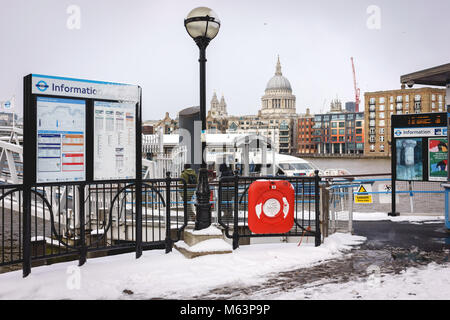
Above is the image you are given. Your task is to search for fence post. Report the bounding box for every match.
[136,181,143,259]
[165,172,173,253]
[321,182,329,239]
[78,184,87,267]
[348,185,353,234]
[232,171,240,250]
[314,170,322,247]
[22,186,31,277]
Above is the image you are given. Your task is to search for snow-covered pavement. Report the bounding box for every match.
[0,233,365,300]
[266,262,450,300]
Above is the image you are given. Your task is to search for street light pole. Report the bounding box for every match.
[196,39,211,230]
[184,7,221,231]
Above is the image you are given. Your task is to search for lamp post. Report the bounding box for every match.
[184,7,221,230]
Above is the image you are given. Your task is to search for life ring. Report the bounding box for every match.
[248,180,295,234]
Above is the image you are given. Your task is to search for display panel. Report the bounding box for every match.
[94,101,136,180]
[395,138,423,181]
[36,97,86,183]
[428,138,448,181]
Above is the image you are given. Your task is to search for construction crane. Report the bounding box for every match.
[351,57,361,112]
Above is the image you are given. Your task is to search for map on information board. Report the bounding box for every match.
[36,97,86,183]
[94,101,136,180]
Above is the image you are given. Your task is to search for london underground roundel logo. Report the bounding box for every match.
[35,80,49,92]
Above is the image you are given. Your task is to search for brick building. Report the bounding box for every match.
[364,87,446,156]
[297,109,316,154]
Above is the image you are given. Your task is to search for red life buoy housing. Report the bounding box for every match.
[248,180,295,234]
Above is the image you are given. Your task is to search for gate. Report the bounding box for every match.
[0,174,188,277]
[217,171,322,249]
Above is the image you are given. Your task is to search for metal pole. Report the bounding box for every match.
[232,171,240,250]
[194,40,212,231]
[78,184,87,266]
[314,170,321,247]
[165,172,173,253]
[348,186,353,234]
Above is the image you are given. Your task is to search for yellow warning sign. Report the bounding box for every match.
[355,184,372,204]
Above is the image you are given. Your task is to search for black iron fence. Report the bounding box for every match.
[217,172,322,250]
[0,174,187,277]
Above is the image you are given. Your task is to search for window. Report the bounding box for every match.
[356,121,362,127]
[380,136,385,142]
[432,94,436,101]
[339,137,344,142]
[339,122,345,128]
[390,104,394,111]
[405,95,409,102]
[356,128,362,134]
[379,105,385,111]
[332,129,337,135]
[379,113,385,119]
[370,144,375,152]
[379,120,385,126]
[396,96,403,102]
[339,129,345,135]
[369,105,376,112]
[396,103,402,110]
[369,128,376,135]
[369,136,376,143]
[380,145,385,152]
[390,96,394,103]
[379,128,385,135]
[414,101,421,113]
[356,136,362,142]
[369,112,376,119]
[379,97,385,103]
[415,95,421,102]
[369,120,375,127]
[369,98,376,104]
[331,122,337,128]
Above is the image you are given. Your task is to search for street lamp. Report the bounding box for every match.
[184,7,221,231]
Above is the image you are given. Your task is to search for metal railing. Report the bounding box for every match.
[321,173,445,234]
[216,172,322,249]
[0,174,188,276]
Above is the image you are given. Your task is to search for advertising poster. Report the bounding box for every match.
[395,138,423,181]
[36,97,86,183]
[428,138,448,181]
[94,101,136,180]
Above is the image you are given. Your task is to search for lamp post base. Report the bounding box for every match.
[195,167,212,230]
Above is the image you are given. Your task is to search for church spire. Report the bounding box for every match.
[275,55,282,76]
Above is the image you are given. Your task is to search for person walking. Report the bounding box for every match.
[181,164,198,221]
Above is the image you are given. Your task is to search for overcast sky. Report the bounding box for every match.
[0,0,449,120]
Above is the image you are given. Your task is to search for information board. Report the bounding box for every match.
[25,74,141,185]
[36,97,86,183]
[93,101,136,180]
[392,113,447,182]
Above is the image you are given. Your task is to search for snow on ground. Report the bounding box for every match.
[262,262,450,300]
[0,233,365,300]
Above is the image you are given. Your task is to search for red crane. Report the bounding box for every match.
[351,57,361,112]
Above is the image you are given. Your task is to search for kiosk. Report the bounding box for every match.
[401,64,450,229]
